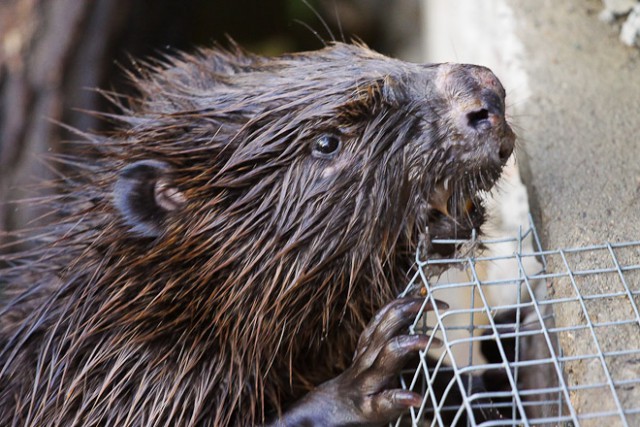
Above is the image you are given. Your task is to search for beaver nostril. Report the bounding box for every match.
[466,108,491,130]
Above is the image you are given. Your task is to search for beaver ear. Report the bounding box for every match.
[113,160,186,237]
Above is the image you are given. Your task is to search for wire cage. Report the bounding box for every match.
[395,216,640,426]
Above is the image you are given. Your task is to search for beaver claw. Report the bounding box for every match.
[271,297,445,427]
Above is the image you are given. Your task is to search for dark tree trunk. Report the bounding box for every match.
[0,0,128,250]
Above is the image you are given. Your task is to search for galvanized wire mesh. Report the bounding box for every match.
[395,216,640,426]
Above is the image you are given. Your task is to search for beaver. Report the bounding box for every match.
[0,42,514,426]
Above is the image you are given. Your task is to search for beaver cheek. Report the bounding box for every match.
[319,157,351,180]
[321,166,337,179]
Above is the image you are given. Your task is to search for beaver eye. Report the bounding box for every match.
[312,135,341,159]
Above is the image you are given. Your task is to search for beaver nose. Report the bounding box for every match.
[440,65,514,162]
[463,89,514,161]
[465,90,504,131]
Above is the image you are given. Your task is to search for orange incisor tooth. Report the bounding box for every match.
[464,198,473,214]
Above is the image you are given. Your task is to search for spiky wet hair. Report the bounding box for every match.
[0,42,490,426]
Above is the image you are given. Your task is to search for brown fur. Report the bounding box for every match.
[0,42,512,426]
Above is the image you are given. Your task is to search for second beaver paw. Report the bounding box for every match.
[274,297,445,427]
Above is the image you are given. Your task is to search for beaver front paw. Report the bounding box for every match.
[271,297,446,427]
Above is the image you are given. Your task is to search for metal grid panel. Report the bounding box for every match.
[395,216,640,426]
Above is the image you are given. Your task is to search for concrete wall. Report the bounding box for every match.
[422,0,640,422]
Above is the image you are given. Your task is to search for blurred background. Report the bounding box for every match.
[0,0,423,252]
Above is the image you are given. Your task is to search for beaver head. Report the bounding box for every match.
[112,42,514,275]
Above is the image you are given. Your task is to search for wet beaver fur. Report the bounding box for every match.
[0,42,514,426]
